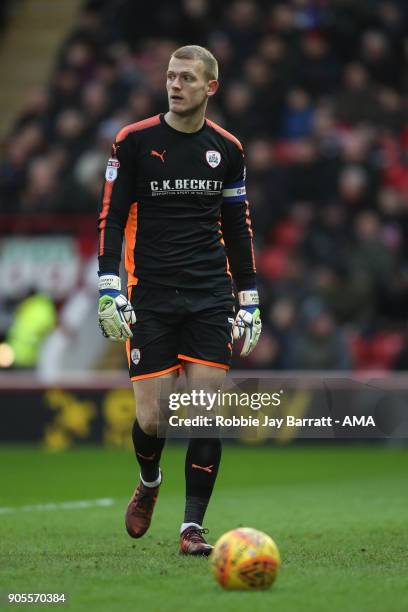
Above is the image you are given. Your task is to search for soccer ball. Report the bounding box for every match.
[210,527,281,590]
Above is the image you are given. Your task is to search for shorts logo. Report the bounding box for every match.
[131,349,141,365]
[206,150,221,168]
[105,158,120,182]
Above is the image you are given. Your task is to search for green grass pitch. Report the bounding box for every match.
[0,444,407,611]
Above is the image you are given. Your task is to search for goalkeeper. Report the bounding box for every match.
[97,45,261,556]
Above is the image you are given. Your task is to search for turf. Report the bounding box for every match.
[0,444,407,612]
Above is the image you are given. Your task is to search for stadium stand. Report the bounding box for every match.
[1,0,408,373]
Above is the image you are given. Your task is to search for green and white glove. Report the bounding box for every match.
[98,274,136,342]
[233,289,262,357]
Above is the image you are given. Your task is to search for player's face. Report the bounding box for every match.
[166,57,218,116]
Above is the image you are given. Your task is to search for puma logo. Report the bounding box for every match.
[137,452,156,461]
[151,149,166,162]
[192,464,214,474]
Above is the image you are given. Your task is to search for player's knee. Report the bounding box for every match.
[133,376,174,436]
[137,406,159,436]
[138,419,158,437]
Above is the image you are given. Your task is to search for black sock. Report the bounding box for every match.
[132,420,165,483]
[184,437,222,525]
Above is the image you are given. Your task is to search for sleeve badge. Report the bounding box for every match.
[105,158,120,182]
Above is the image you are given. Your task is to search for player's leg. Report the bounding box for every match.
[178,289,234,554]
[180,362,226,556]
[125,372,178,539]
[132,373,177,482]
[125,285,181,538]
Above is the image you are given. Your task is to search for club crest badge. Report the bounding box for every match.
[131,349,141,365]
[206,150,221,168]
[105,158,120,182]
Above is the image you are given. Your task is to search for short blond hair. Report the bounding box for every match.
[171,45,218,81]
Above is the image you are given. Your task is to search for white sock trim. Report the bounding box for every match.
[141,468,162,488]
[180,522,202,535]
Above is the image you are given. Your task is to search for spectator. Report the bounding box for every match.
[290,308,351,370]
[281,89,314,140]
[6,291,56,369]
[335,63,381,125]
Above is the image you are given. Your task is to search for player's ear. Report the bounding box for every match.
[207,80,219,97]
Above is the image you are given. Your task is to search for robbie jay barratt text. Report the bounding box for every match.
[167,415,377,428]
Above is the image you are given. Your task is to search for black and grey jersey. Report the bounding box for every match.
[98,113,256,291]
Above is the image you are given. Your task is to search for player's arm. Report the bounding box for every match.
[221,147,261,357]
[97,136,136,342]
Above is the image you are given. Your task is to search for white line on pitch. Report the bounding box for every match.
[0,498,115,514]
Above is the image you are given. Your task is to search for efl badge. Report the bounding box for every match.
[105,158,120,182]
[131,349,141,365]
[206,150,221,168]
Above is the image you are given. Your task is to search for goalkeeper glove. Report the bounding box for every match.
[98,274,136,342]
[233,289,262,357]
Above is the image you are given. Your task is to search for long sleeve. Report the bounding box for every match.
[98,135,136,274]
[220,147,256,291]
[221,199,256,291]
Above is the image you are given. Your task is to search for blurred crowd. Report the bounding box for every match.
[1,0,408,371]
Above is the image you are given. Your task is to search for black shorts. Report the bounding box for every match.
[126,285,235,380]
